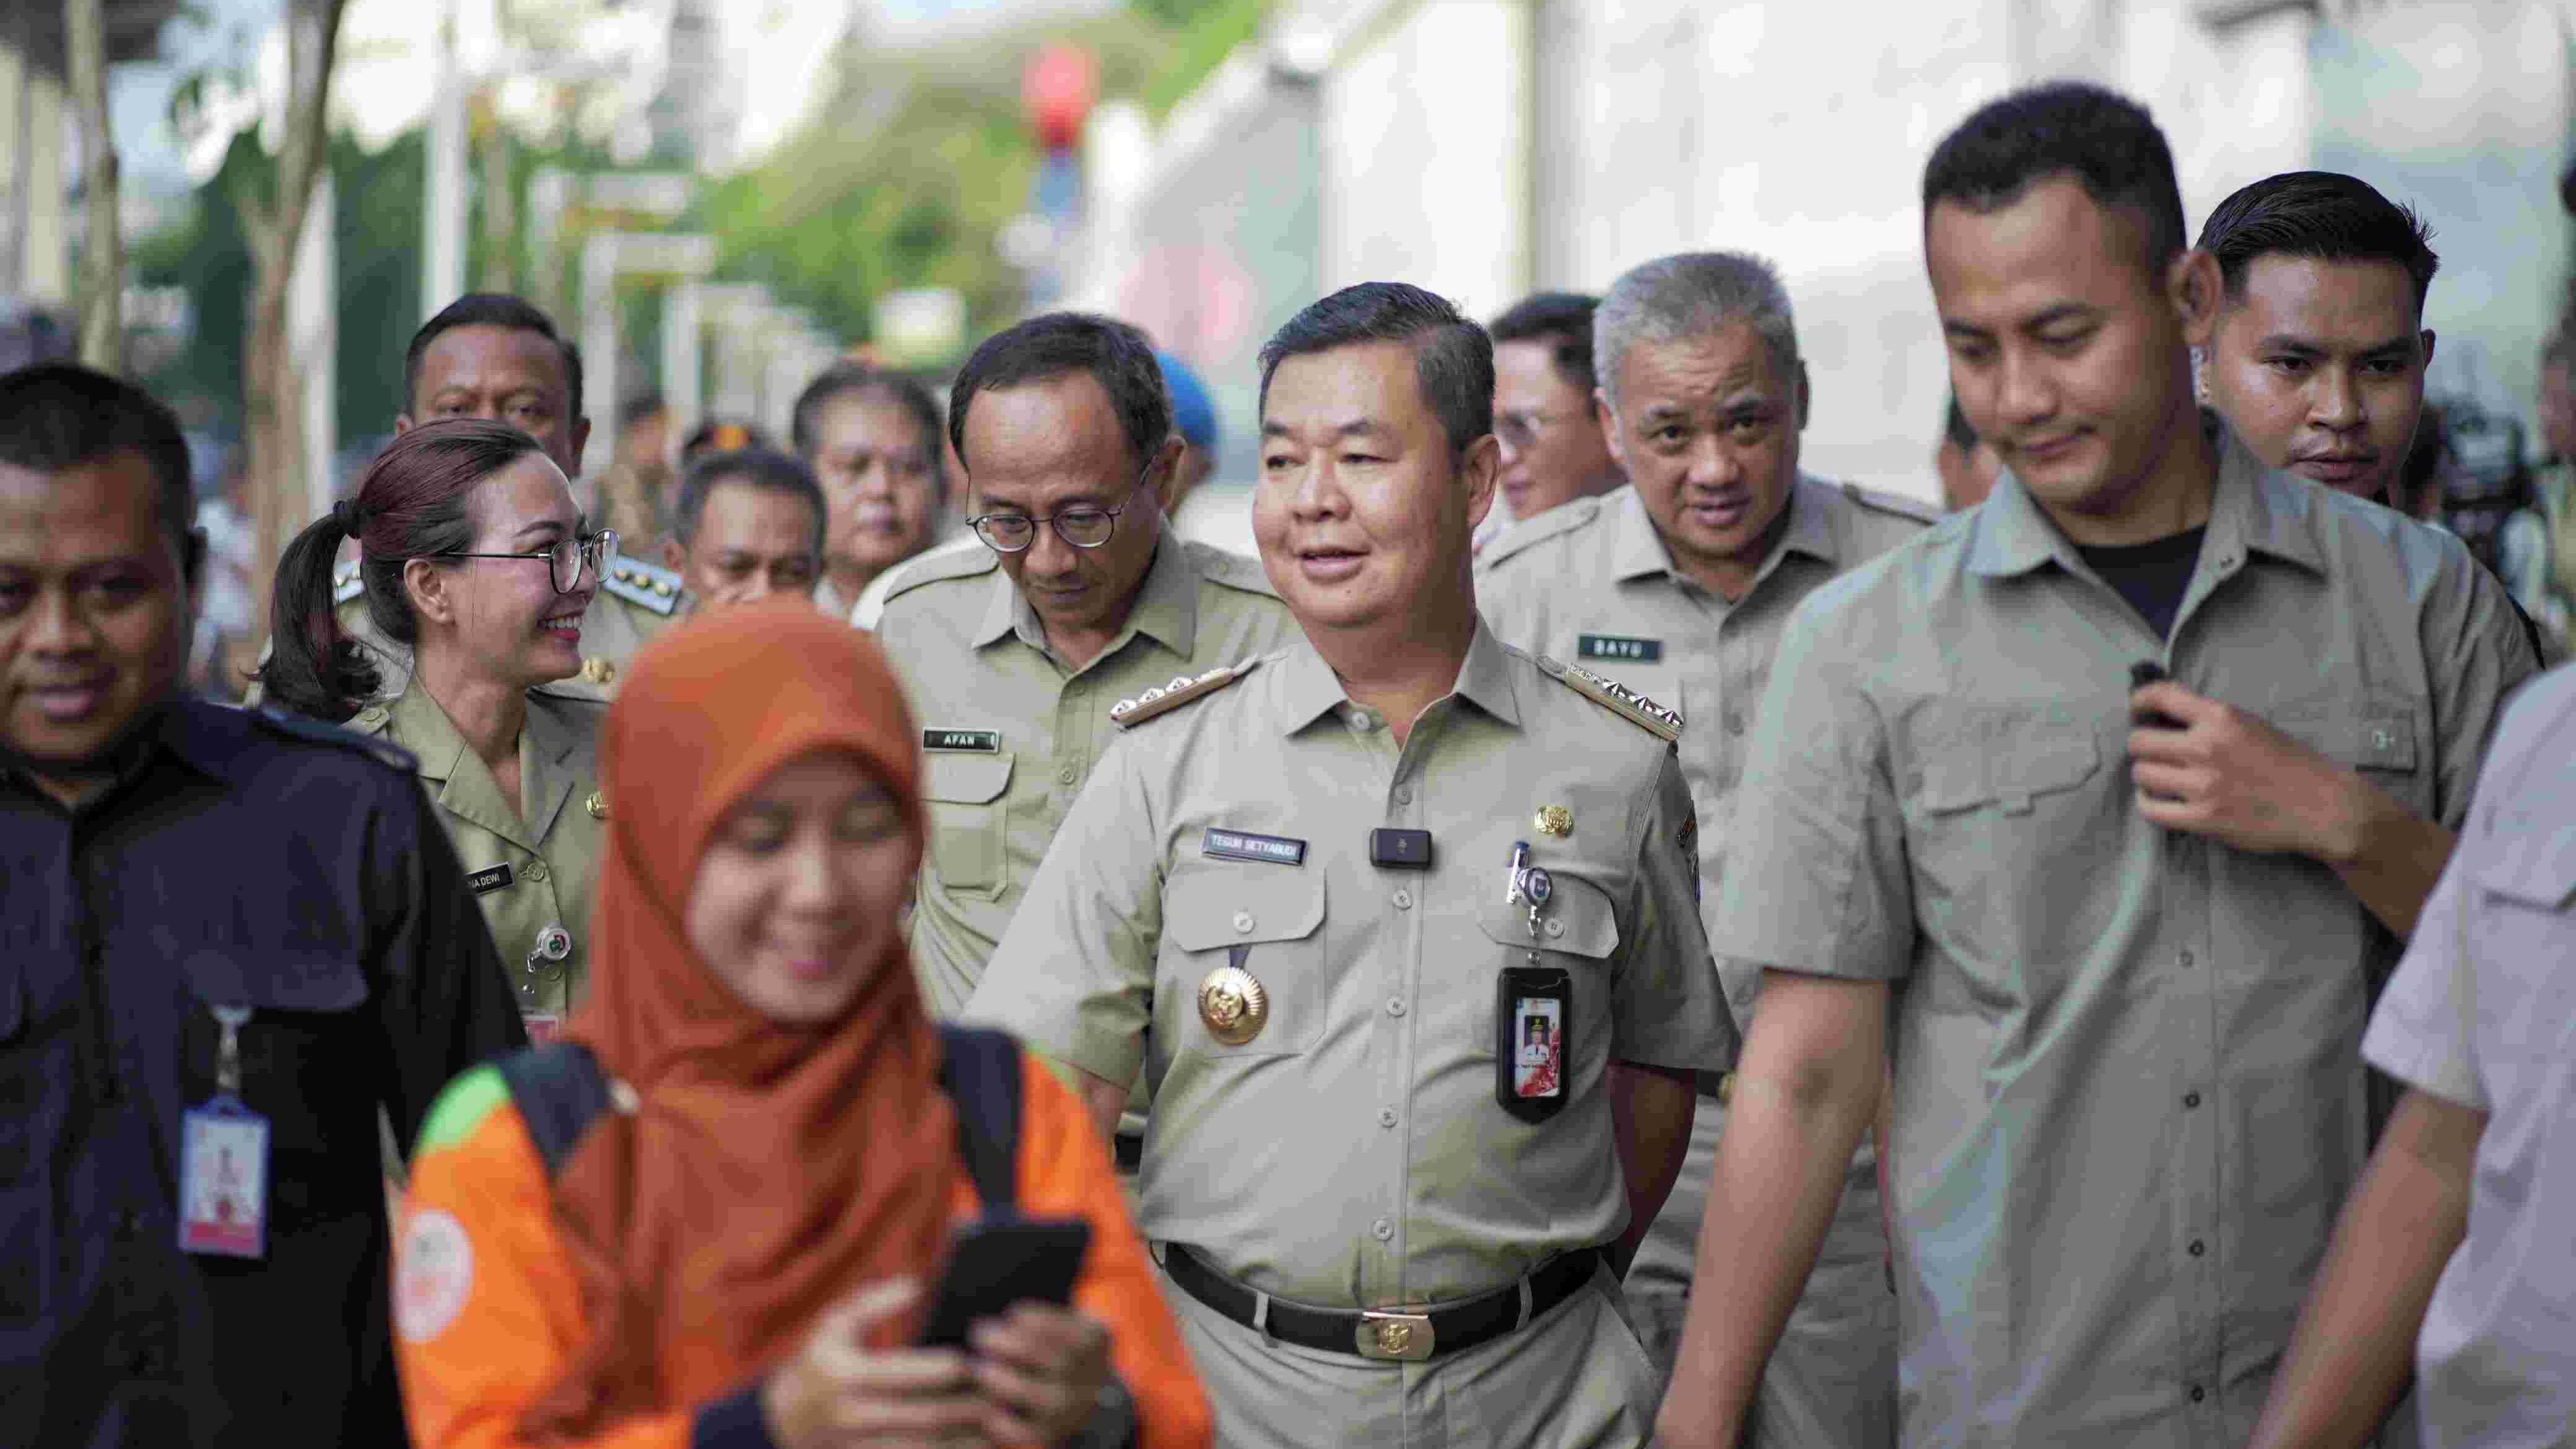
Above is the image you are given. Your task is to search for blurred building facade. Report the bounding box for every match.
[1071,0,2576,503]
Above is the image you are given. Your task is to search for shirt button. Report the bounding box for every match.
[1058,766,1078,785]
[1391,889,1412,910]
[1726,713,1744,735]
[1394,785,1412,804]
[2189,1386,2206,1404]
[1372,1218,1394,1242]
[524,859,550,884]
[1386,998,1407,1017]
[2183,1091,2201,1109]
[1232,911,1255,933]
[1377,1107,1398,1128]
[1544,918,1565,939]
[2179,950,2195,968]
[2188,1239,2206,1257]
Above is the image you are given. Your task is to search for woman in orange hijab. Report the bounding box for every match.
[391,604,1210,1449]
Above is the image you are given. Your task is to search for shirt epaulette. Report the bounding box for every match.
[1184,539,1279,598]
[1840,481,1942,528]
[332,560,364,606]
[881,541,1001,605]
[1531,652,1683,742]
[599,554,684,616]
[1478,495,1606,570]
[1108,656,1265,729]
[248,705,420,773]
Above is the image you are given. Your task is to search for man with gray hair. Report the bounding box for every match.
[1479,250,1933,1448]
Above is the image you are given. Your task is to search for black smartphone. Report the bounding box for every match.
[914,1216,1092,1349]
[2129,661,2180,728]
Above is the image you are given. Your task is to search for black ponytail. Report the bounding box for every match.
[253,510,383,723]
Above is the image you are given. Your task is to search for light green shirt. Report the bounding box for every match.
[965,624,1734,1307]
[876,534,1297,1018]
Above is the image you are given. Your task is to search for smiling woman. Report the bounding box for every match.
[258,419,612,1035]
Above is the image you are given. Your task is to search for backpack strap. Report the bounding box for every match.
[937,1024,1022,1212]
[492,1029,1024,1211]
[493,1041,615,1178]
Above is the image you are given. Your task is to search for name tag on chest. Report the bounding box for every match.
[1577,634,1663,663]
[464,863,515,895]
[1204,828,1308,866]
[924,729,1002,752]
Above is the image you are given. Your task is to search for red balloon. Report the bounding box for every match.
[1024,43,1097,151]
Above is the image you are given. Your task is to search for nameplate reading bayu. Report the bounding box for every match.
[923,729,1002,752]
[1203,828,1308,866]
[1577,634,1663,664]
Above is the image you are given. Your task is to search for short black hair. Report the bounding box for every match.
[948,313,1169,475]
[2197,171,2440,310]
[0,362,198,560]
[1943,393,1978,451]
[404,294,585,421]
[1259,282,1493,458]
[1922,81,2187,276]
[672,446,827,557]
[1489,292,1601,394]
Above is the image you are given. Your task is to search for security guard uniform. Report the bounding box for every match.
[0,697,525,1447]
[966,625,1736,1448]
[1477,476,1933,1446]
[241,552,685,708]
[347,680,608,1035]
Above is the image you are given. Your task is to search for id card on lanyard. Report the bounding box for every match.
[178,1004,270,1259]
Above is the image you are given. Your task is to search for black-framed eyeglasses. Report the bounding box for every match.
[967,468,1152,554]
[430,529,618,594]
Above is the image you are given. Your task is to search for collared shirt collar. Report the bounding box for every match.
[1609,474,1843,586]
[0,695,220,809]
[391,682,575,853]
[974,534,1200,659]
[1966,417,2326,580]
[1279,620,1523,736]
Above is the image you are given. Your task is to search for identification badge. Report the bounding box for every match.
[523,1011,565,1044]
[1495,965,1572,1121]
[179,1098,269,1258]
[923,729,1001,752]
[1577,633,1663,664]
[1203,827,1307,866]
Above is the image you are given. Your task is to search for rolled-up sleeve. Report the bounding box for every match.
[1609,747,1738,1073]
[1708,601,1915,983]
[964,734,1166,1089]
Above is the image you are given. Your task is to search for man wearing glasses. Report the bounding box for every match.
[1474,293,1627,556]
[873,316,1294,1159]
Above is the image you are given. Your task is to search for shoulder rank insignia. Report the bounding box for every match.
[600,554,683,616]
[1109,658,1264,729]
[332,560,364,606]
[1535,654,1684,742]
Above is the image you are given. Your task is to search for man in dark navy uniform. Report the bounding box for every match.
[0,362,526,1447]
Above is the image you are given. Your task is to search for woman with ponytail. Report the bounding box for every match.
[260,418,612,1034]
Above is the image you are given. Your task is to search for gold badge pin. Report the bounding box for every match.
[1198,965,1269,1045]
[580,656,616,685]
[585,791,608,820]
[1534,805,1572,837]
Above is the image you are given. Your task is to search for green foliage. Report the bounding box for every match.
[1138,0,1271,118]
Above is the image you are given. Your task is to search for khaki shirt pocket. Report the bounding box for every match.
[922,752,1014,895]
[1904,703,2107,978]
[1476,873,1622,961]
[1164,868,1329,1058]
[2275,700,2426,816]
[2473,824,2576,1054]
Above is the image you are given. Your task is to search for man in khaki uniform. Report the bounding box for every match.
[346,681,606,1039]
[1656,82,2536,1449]
[968,283,1733,1448]
[249,295,683,708]
[874,313,1294,1038]
[1479,252,1933,1445]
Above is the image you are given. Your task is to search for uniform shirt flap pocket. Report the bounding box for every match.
[922,752,1014,804]
[1166,870,1327,951]
[1479,873,1621,957]
[180,949,370,1012]
[1917,705,2100,812]
[2476,822,2576,909]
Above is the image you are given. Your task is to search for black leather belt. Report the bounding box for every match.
[1113,1131,1144,1172]
[1160,1243,1601,1362]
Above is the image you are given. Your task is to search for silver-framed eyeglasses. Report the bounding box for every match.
[967,468,1152,554]
[432,528,619,594]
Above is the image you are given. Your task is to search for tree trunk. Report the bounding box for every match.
[239,0,350,666]
[66,0,121,371]
[476,87,516,294]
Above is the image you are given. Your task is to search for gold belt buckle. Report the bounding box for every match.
[1356,1310,1435,1362]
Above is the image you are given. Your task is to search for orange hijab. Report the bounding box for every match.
[524,604,959,1438]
